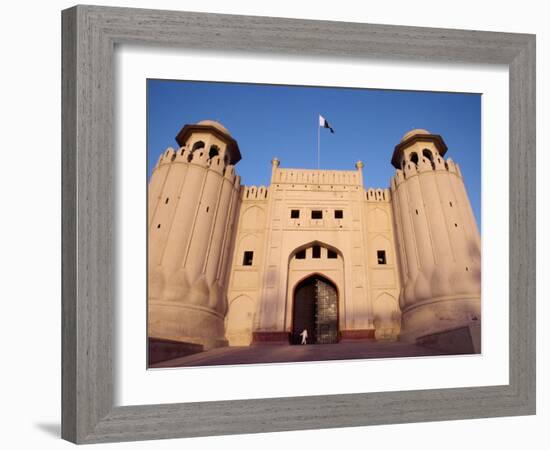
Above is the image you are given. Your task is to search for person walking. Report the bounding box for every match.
[300,328,308,345]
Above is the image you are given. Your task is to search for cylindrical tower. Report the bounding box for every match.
[390,129,481,343]
[148,120,242,350]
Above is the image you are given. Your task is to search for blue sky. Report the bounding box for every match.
[147,79,481,228]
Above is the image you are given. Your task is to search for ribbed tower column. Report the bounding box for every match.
[148,120,243,350]
[390,129,481,345]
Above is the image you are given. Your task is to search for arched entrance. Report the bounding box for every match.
[292,275,339,345]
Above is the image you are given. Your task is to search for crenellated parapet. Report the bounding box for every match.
[391,154,463,189]
[155,147,176,168]
[365,188,391,202]
[272,167,362,186]
[242,185,269,201]
[153,144,241,175]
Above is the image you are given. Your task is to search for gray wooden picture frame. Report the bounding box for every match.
[61,4,536,444]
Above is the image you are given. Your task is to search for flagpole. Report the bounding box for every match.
[317,114,320,169]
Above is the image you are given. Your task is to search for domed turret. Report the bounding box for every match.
[148,120,243,351]
[391,128,448,169]
[175,120,241,165]
[400,128,431,142]
[389,128,481,344]
[196,119,232,136]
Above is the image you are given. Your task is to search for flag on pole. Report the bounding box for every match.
[319,115,335,133]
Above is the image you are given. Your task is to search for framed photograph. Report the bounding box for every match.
[145,80,483,368]
[61,5,535,444]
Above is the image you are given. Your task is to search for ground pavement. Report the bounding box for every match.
[150,341,450,368]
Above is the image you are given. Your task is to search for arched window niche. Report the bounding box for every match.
[422,148,435,169]
[208,145,220,160]
[291,242,341,261]
[192,141,205,152]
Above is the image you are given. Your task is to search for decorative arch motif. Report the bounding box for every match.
[225,295,254,346]
[371,234,392,265]
[236,233,260,266]
[241,205,265,229]
[373,293,399,317]
[368,207,389,230]
[288,240,343,262]
[373,293,401,340]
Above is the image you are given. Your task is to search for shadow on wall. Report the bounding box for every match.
[464,239,481,282]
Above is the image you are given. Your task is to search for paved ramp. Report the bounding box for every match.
[150,341,451,368]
